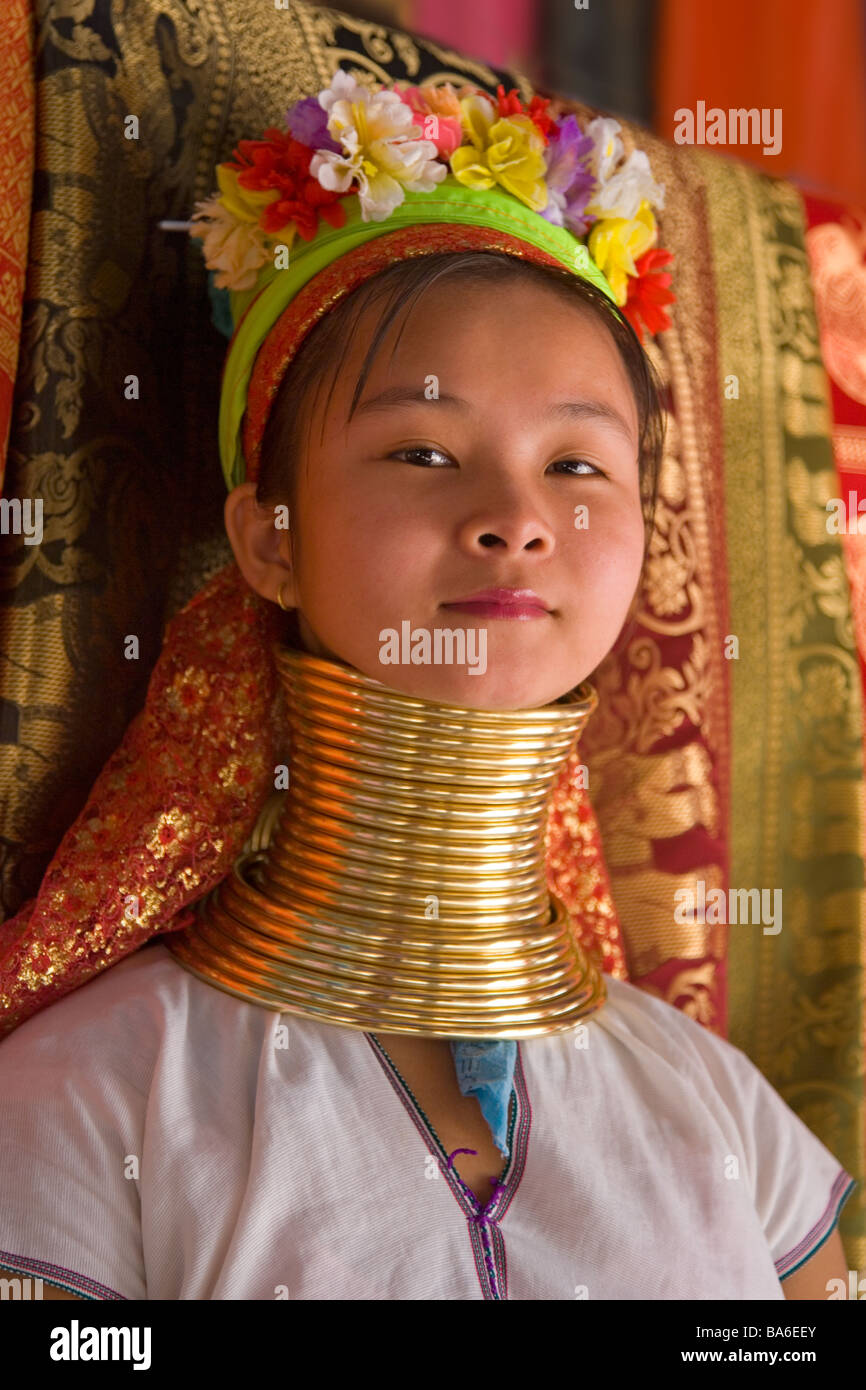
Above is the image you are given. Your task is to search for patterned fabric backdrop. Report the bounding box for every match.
[0,0,33,482]
[0,0,863,1269]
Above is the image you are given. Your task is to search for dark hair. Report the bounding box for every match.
[255,251,665,572]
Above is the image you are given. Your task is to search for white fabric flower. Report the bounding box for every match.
[586,117,625,183]
[311,69,446,221]
[190,196,271,292]
[587,149,666,221]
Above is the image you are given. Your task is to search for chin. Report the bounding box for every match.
[373,666,579,711]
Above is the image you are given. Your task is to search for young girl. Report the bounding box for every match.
[0,73,855,1301]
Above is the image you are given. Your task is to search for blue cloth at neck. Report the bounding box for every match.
[206,270,235,341]
[449,1038,518,1159]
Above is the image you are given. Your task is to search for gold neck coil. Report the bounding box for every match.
[165,642,608,1037]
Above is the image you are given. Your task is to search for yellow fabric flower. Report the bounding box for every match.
[449,93,548,212]
[216,165,280,224]
[587,200,657,304]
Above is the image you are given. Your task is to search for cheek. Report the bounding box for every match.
[294,477,440,606]
[562,494,645,591]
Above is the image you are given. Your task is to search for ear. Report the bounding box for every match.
[223,482,298,607]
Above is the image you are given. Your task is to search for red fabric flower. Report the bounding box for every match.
[227,126,347,241]
[494,85,558,144]
[623,247,676,343]
[526,94,559,141]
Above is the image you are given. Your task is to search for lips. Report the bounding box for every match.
[441,588,551,619]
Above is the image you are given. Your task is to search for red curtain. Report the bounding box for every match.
[655,0,866,206]
[0,0,35,495]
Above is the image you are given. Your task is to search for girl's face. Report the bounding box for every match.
[226,276,646,709]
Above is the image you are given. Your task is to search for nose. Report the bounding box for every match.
[456,506,556,555]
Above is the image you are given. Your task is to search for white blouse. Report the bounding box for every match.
[0,940,855,1300]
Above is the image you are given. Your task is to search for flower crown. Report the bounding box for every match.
[190,70,675,344]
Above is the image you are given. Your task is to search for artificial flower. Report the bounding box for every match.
[540,113,596,235]
[587,147,665,222]
[455,82,495,102]
[585,116,625,184]
[226,127,347,239]
[216,163,278,224]
[588,200,657,304]
[311,67,446,221]
[450,92,548,212]
[397,82,463,159]
[494,85,559,143]
[190,193,272,292]
[285,96,342,153]
[623,247,676,343]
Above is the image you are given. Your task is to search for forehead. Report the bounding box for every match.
[332,270,636,417]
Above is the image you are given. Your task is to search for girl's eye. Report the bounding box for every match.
[550,458,606,478]
[390,449,606,477]
[391,446,453,467]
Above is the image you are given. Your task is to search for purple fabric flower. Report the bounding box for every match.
[541,114,596,236]
[286,96,342,154]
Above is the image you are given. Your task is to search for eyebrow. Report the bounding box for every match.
[355,385,637,446]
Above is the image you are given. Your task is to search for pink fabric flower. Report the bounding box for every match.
[397,83,463,159]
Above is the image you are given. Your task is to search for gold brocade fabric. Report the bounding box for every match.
[707,168,866,1271]
[0,1,863,1268]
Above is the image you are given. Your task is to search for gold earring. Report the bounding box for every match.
[276,582,292,612]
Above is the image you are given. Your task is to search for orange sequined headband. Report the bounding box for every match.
[242,222,598,487]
